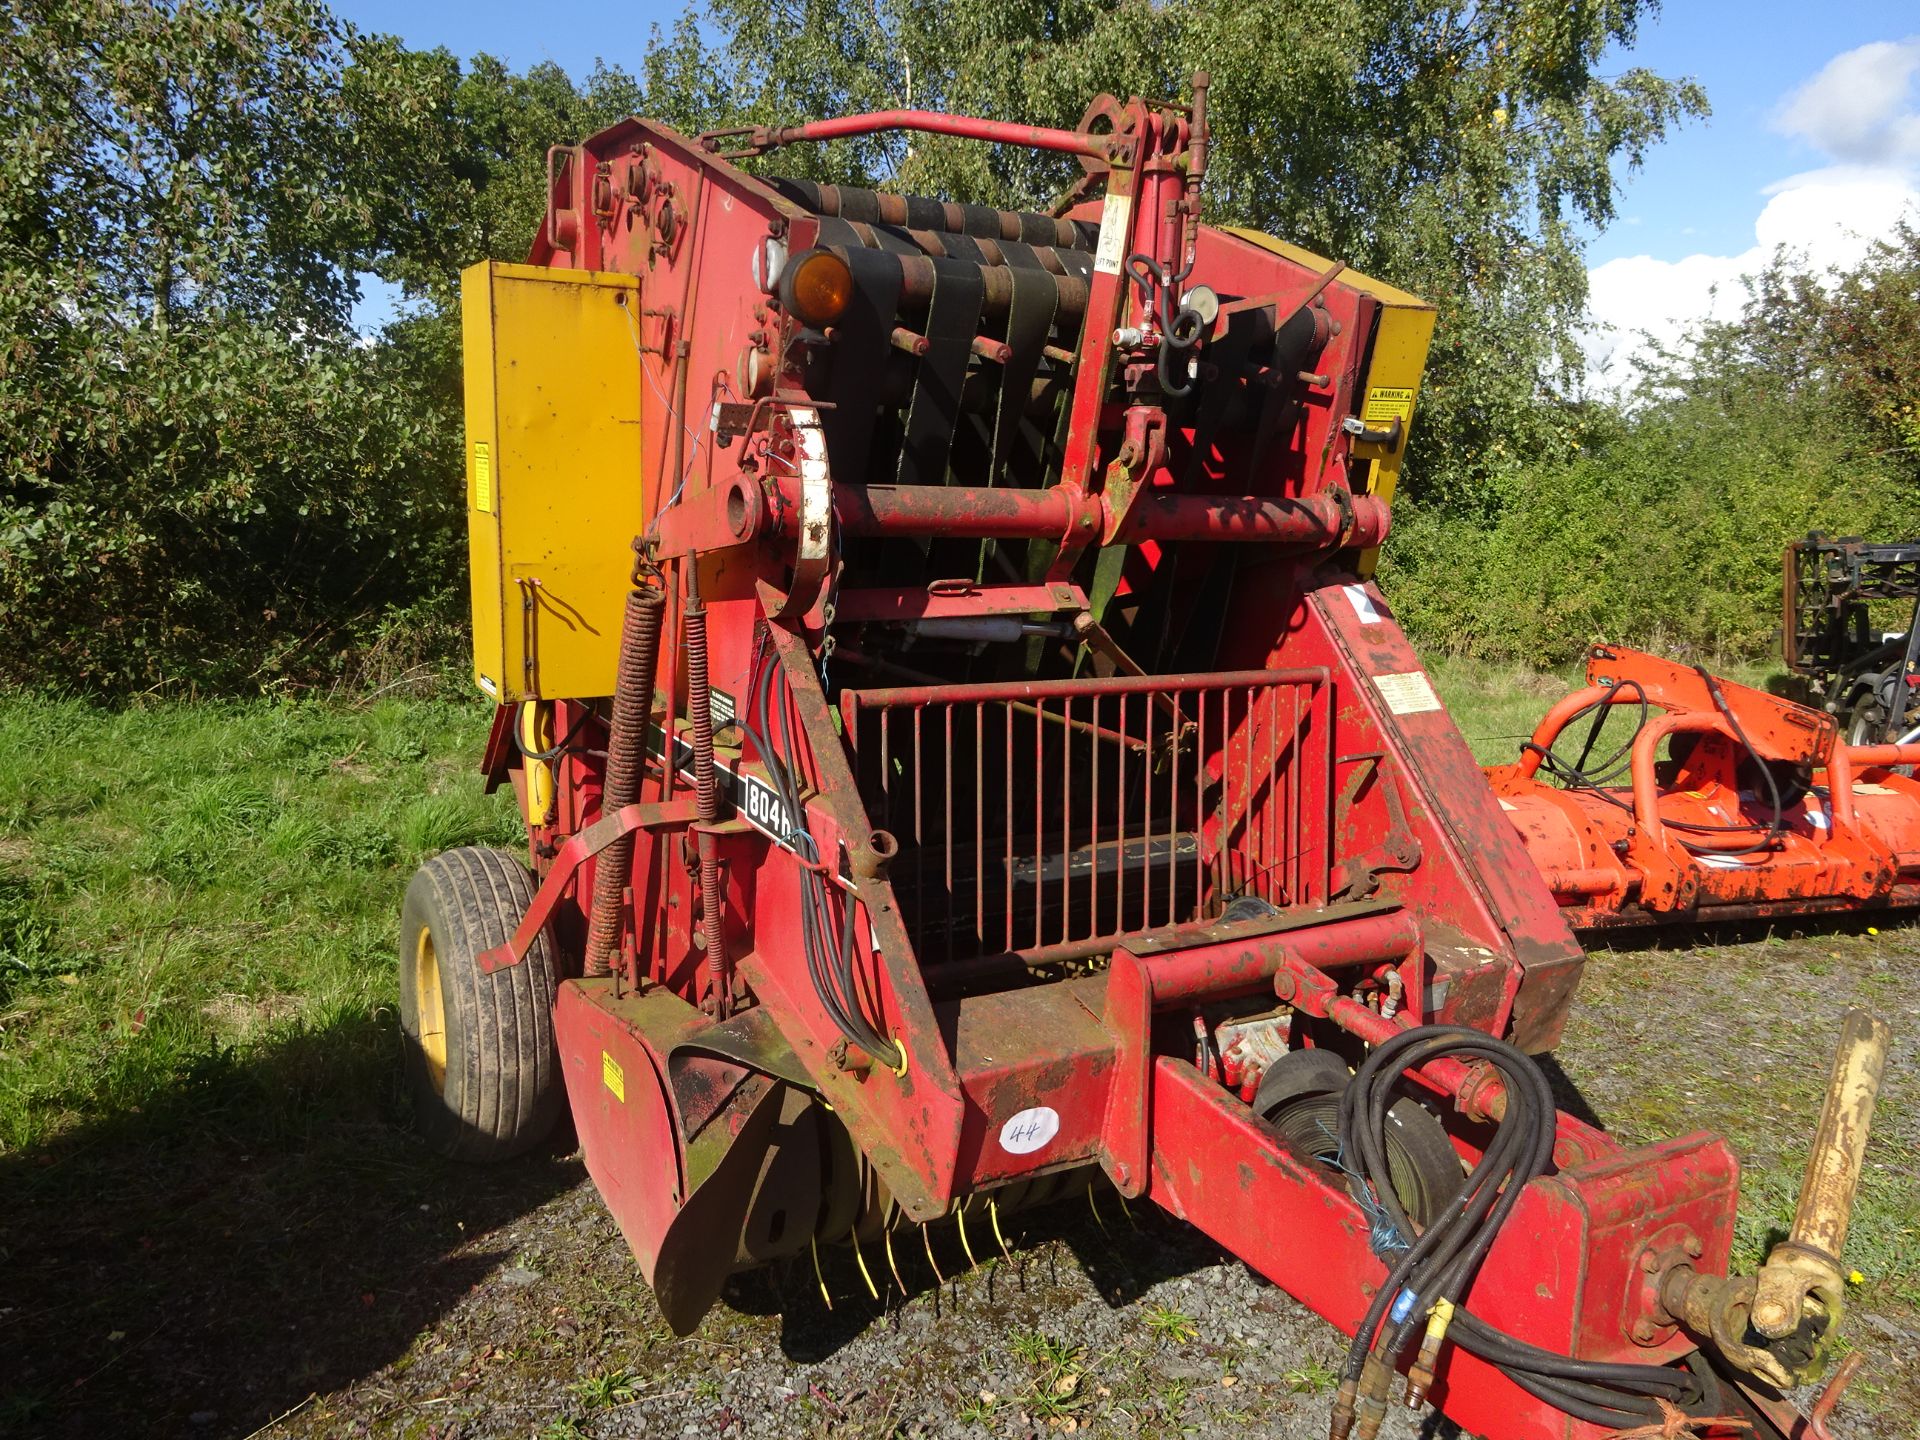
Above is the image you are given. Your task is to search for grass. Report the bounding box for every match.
[568,1366,643,1409]
[0,692,516,1157]
[1140,1302,1199,1344]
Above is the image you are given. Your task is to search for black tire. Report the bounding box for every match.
[399,846,563,1161]
[1255,1047,1463,1228]
[1848,692,1889,747]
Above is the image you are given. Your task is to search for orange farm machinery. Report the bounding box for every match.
[400,79,1897,1440]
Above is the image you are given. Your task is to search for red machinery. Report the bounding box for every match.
[400,80,1891,1440]
[1494,644,1920,927]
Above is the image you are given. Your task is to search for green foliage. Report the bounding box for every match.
[0,2,468,691]
[1386,228,1920,663]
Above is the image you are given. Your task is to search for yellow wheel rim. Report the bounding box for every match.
[414,926,448,1095]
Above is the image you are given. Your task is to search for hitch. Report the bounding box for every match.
[1655,1008,1890,1389]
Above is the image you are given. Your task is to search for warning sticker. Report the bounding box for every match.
[1094,192,1130,276]
[472,440,492,513]
[602,1051,625,1102]
[1374,670,1443,716]
[1362,387,1415,429]
[1342,583,1384,625]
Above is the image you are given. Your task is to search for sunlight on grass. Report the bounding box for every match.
[0,694,510,1154]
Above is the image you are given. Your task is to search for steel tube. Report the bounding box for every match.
[761,109,1110,158]
[1629,712,1732,848]
[846,667,1328,709]
[1826,742,1920,832]
[768,475,1388,551]
[1514,685,1618,780]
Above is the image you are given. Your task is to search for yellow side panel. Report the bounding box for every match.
[462,261,645,702]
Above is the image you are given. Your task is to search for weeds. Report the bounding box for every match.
[568,1367,642,1409]
[1008,1329,1089,1419]
[1140,1302,1199,1344]
[1282,1358,1339,1395]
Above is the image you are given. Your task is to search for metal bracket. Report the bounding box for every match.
[478,797,699,973]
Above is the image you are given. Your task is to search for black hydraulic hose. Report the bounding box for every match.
[1334,1026,1706,1428]
[738,640,900,1068]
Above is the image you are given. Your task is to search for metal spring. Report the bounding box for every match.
[584,584,665,975]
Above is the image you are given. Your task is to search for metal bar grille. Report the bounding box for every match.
[843,669,1333,966]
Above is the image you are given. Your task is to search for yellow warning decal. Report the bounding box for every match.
[602,1050,625,1102]
[1362,386,1415,428]
[472,440,492,513]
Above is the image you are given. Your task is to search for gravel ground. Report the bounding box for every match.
[6,925,1916,1440]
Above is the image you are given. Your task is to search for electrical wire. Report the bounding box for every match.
[737,633,902,1069]
[1334,1026,1712,1429]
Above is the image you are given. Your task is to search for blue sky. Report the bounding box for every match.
[339,2,1920,382]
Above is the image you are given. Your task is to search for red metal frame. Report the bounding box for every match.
[471,96,1858,1440]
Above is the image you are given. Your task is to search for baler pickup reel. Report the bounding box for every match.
[414,74,1896,1440]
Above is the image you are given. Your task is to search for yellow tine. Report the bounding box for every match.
[851,1225,880,1301]
[1087,1184,1110,1234]
[957,1196,980,1269]
[922,1221,945,1285]
[884,1222,907,1295]
[811,1234,833,1311]
[989,1195,1014,1262]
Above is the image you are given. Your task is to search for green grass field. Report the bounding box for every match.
[0,692,519,1156]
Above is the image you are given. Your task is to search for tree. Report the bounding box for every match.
[1384,230,1920,663]
[0,1,460,690]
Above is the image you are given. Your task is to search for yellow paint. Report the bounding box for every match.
[1222,228,1436,579]
[413,927,447,1095]
[601,1050,626,1102]
[462,261,647,702]
[518,701,555,825]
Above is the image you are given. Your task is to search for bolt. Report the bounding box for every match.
[1112,1161,1131,1186]
[1631,1319,1658,1344]
[1273,971,1297,1001]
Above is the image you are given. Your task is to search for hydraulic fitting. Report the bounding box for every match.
[1354,1353,1393,1440]
[1327,1378,1357,1440]
[1405,1297,1455,1408]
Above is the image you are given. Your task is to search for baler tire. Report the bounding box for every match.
[399,846,563,1162]
[1254,1047,1463,1229]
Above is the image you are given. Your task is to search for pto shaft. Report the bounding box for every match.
[1751,1006,1892,1338]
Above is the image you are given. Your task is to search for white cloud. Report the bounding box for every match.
[1775,38,1920,166]
[1583,39,1920,392]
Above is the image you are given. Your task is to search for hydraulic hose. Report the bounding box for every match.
[1328,1026,1707,1439]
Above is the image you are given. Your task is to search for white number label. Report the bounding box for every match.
[998,1106,1061,1155]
